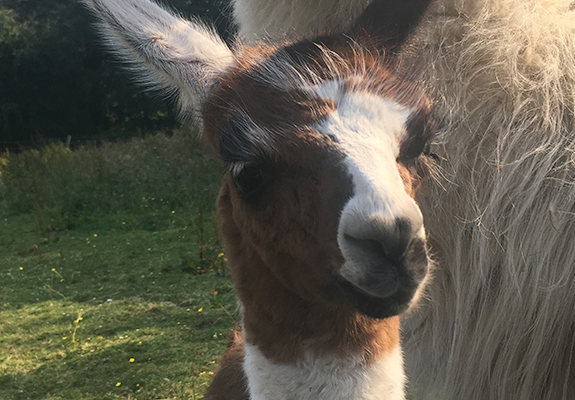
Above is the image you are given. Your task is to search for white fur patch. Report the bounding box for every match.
[314,80,425,287]
[244,343,405,400]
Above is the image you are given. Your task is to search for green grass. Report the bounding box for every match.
[0,134,428,400]
[0,135,238,399]
[0,213,236,400]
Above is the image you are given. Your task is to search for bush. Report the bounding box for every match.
[0,130,221,231]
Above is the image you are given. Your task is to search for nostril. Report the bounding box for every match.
[342,218,415,263]
[338,215,429,299]
[344,234,389,260]
[343,231,407,265]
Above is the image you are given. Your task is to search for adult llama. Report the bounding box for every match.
[233,0,575,399]
[83,0,439,398]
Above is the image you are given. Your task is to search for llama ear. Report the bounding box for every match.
[352,0,433,53]
[82,0,235,117]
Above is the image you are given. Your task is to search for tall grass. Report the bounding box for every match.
[0,130,222,232]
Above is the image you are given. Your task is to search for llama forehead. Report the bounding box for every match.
[313,79,412,148]
[203,53,336,163]
[312,79,416,191]
[204,43,430,167]
[313,79,426,234]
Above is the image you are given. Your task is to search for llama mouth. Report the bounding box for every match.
[332,272,418,319]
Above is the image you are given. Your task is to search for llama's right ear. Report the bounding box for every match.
[82,0,235,117]
[353,0,433,53]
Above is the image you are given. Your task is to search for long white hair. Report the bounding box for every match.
[233,0,575,399]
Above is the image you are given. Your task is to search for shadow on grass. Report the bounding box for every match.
[0,332,223,400]
[0,289,236,400]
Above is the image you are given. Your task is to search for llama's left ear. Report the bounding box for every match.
[82,0,235,117]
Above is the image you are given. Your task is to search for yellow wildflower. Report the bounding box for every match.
[130,358,135,363]
[198,307,203,312]
[116,382,121,387]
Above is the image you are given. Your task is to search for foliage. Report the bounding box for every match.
[0,130,221,232]
[0,0,233,149]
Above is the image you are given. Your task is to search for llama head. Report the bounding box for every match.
[83,0,436,319]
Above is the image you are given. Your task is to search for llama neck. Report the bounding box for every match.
[243,339,405,400]
[239,283,405,400]
[237,259,402,363]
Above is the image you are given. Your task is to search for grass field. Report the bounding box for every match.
[0,134,237,399]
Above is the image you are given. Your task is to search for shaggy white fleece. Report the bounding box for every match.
[403,2,575,400]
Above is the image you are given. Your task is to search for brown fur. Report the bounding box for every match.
[81,0,435,398]
[215,144,403,364]
[202,37,432,153]
[203,329,249,400]
[201,27,433,398]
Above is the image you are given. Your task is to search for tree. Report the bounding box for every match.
[0,0,233,150]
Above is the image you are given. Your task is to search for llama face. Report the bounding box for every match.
[315,81,431,318]
[82,0,435,320]
[204,43,435,319]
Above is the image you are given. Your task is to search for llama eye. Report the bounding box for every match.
[231,162,276,198]
[400,137,428,160]
[399,109,437,162]
[423,144,439,161]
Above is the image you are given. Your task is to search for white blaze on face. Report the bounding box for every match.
[314,79,426,290]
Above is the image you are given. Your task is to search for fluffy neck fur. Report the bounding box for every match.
[243,342,405,400]
[237,265,405,400]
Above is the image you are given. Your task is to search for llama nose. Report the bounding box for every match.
[343,217,418,265]
[338,202,429,292]
[337,191,428,298]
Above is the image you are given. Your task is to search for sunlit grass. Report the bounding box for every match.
[0,133,237,399]
[0,301,231,399]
